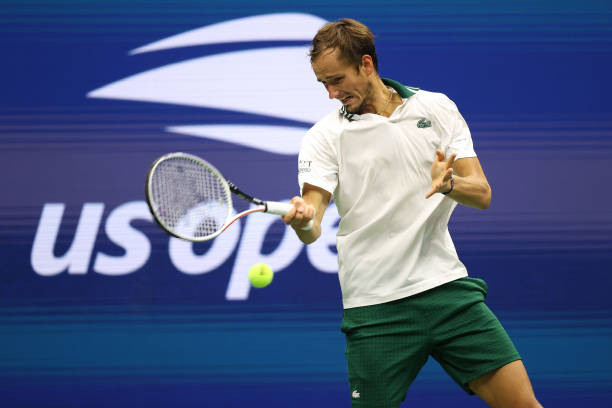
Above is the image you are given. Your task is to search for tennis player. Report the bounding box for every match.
[283,18,542,408]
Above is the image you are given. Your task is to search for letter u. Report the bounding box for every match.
[31,203,104,276]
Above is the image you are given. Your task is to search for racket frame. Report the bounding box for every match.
[145,152,300,243]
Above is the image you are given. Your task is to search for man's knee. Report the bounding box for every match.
[504,394,542,408]
[515,399,543,408]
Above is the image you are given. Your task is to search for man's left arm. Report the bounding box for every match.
[425,150,491,210]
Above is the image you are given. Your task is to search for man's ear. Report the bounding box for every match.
[360,54,375,75]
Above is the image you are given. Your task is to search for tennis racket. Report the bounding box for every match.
[145,152,311,242]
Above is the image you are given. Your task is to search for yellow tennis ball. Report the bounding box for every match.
[248,263,274,288]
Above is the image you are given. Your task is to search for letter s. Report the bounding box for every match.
[93,201,153,276]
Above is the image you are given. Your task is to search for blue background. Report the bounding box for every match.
[1,1,612,406]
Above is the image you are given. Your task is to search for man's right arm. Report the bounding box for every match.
[282,183,332,244]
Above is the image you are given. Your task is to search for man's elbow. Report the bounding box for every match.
[478,184,492,210]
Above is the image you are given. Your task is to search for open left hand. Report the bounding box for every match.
[426,150,456,198]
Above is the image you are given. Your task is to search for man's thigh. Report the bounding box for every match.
[429,278,521,394]
[341,297,432,407]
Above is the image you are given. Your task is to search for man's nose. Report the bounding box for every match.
[327,85,340,100]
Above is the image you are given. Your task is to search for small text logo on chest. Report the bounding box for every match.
[417,118,432,128]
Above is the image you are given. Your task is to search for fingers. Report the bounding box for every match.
[435,151,457,166]
[292,206,315,230]
[427,151,456,199]
[425,186,436,199]
[425,179,445,199]
[282,196,301,224]
[446,153,457,169]
[444,167,454,181]
[282,196,315,230]
[426,168,454,199]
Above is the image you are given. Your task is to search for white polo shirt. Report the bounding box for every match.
[298,79,477,309]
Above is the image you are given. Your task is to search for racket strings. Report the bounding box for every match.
[151,157,231,239]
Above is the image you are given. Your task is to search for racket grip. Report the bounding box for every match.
[265,201,314,231]
[265,201,292,215]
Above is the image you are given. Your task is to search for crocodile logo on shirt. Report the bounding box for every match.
[417,118,432,128]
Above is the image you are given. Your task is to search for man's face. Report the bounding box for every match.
[311,48,372,114]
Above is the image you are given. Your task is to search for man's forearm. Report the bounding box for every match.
[293,223,321,245]
[444,175,491,209]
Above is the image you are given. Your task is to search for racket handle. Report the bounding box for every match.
[265,201,314,231]
[265,201,292,215]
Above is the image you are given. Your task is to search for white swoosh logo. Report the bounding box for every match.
[87,13,336,154]
[167,124,306,155]
[130,13,327,55]
[88,47,334,123]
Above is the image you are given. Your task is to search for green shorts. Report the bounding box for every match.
[340,277,521,407]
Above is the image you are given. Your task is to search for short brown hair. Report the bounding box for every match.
[309,18,378,71]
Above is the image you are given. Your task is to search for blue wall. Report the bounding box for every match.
[1,1,611,406]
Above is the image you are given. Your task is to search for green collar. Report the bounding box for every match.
[340,78,418,120]
[382,78,418,98]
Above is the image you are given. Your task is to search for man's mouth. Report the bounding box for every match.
[340,95,353,104]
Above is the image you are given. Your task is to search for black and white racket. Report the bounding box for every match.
[145,152,311,242]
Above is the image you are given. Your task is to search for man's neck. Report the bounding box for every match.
[359,77,392,115]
